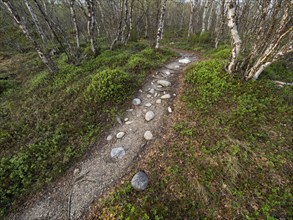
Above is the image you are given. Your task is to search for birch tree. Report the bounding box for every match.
[86,0,97,55]
[69,0,80,53]
[24,0,47,43]
[225,0,241,74]
[1,0,57,73]
[188,0,196,38]
[155,0,167,49]
[201,0,209,34]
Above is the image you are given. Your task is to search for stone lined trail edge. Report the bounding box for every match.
[8,50,197,220]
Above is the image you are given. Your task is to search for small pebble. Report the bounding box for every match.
[156,99,162,104]
[111,147,126,159]
[145,111,155,121]
[107,135,113,141]
[116,132,125,139]
[132,98,142,106]
[149,88,155,94]
[154,93,158,97]
[161,94,171,99]
[139,89,143,92]
[144,131,153,140]
[125,121,133,125]
[124,118,129,122]
[147,94,152,98]
[168,107,172,113]
[145,103,152,107]
[73,168,80,176]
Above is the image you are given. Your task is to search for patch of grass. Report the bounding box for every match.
[260,59,293,82]
[0,42,176,217]
[90,52,292,219]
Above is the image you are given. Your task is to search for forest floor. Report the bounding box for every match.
[6,48,199,220]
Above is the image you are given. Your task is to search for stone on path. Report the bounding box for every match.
[156,99,162,104]
[144,131,153,140]
[106,135,113,141]
[179,58,191,64]
[157,80,171,87]
[131,171,149,191]
[111,147,126,159]
[124,118,129,122]
[161,94,171,99]
[132,98,141,106]
[147,94,152,98]
[145,103,152,107]
[125,121,133,125]
[116,132,125,139]
[168,107,172,113]
[149,88,155,94]
[145,111,155,121]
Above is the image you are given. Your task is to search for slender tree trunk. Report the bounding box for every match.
[2,0,57,73]
[69,0,80,53]
[225,0,241,74]
[24,0,47,43]
[214,0,225,48]
[155,0,167,49]
[207,0,215,31]
[201,0,209,34]
[125,0,134,45]
[111,0,125,50]
[33,0,76,62]
[188,0,196,38]
[86,0,97,55]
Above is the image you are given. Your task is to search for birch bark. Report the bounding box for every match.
[155,0,167,49]
[69,0,80,52]
[188,0,196,38]
[201,0,209,34]
[24,0,47,43]
[225,0,241,74]
[86,0,97,55]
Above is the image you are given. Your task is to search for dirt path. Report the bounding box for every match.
[7,49,198,220]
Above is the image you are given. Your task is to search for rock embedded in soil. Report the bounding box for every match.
[116,132,125,139]
[106,135,113,141]
[132,98,141,106]
[179,58,191,64]
[161,94,171,99]
[157,80,171,87]
[110,147,126,159]
[145,103,152,107]
[145,111,155,121]
[156,99,162,104]
[131,171,149,191]
[144,131,153,140]
[149,88,155,94]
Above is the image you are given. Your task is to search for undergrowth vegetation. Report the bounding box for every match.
[91,47,292,219]
[0,42,176,217]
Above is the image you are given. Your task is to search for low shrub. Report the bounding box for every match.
[86,68,132,104]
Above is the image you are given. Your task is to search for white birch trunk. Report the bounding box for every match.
[201,0,209,34]
[188,0,196,38]
[214,0,225,48]
[24,0,47,43]
[155,0,167,49]
[86,0,96,55]
[207,0,215,31]
[2,0,57,73]
[225,0,242,74]
[69,0,80,52]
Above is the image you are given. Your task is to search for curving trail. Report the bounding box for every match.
[8,49,198,220]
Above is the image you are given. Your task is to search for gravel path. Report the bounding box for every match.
[7,49,197,220]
